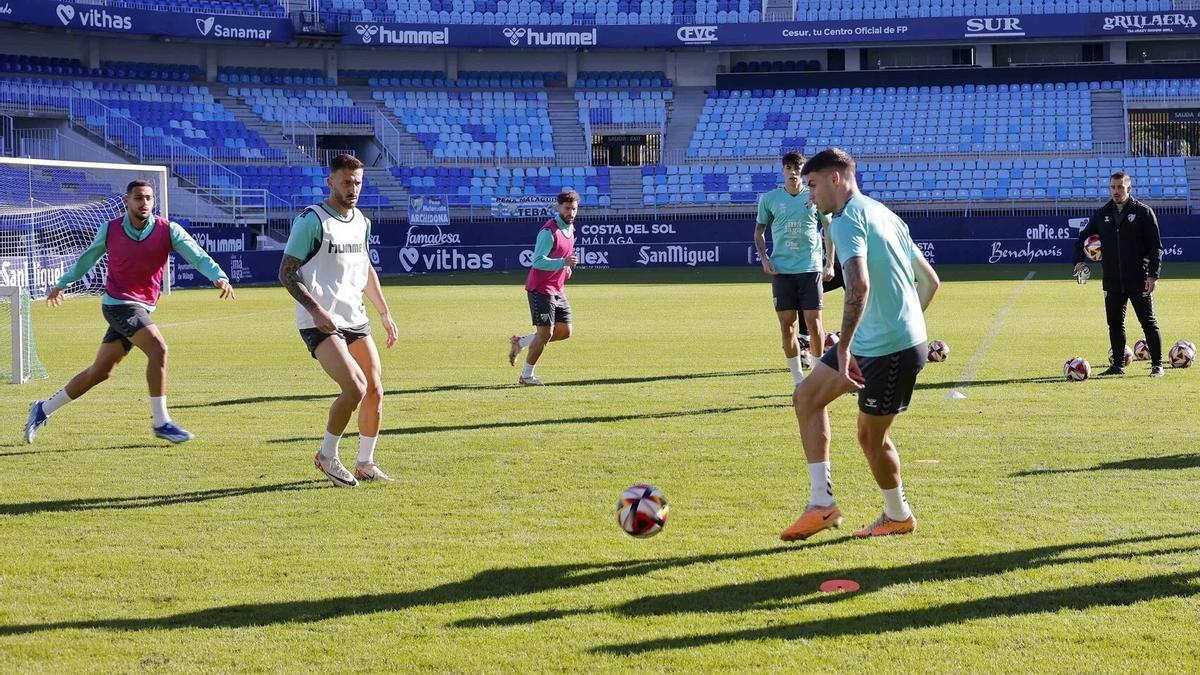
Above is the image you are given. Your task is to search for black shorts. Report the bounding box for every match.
[299,323,372,358]
[823,258,845,292]
[528,291,572,327]
[819,344,926,416]
[772,272,823,312]
[101,304,154,354]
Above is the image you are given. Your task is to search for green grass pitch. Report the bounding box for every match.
[1,264,1198,671]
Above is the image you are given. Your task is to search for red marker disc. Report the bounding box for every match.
[819,579,861,593]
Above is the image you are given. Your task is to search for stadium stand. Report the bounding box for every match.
[0,55,199,81]
[231,87,372,127]
[71,81,286,162]
[796,0,1172,21]
[374,89,555,160]
[175,164,390,208]
[340,70,564,88]
[643,157,1189,206]
[319,0,760,25]
[576,90,670,127]
[391,166,612,207]
[0,163,121,205]
[688,84,1098,158]
[106,0,287,17]
[218,67,333,87]
[577,72,671,88]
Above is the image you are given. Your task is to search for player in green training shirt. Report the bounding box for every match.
[781,148,941,542]
[755,151,835,386]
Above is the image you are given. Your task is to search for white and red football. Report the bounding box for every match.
[1064,356,1091,382]
[927,340,950,363]
[1109,345,1134,367]
[1133,339,1151,361]
[616,484,669,538]
[1169,343,1195,369]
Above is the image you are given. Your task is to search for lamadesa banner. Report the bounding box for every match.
[171,215,1200,286]
[1,1,293,42]
[342,11,1200,49]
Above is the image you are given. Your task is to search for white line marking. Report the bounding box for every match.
[946,270,1036,399]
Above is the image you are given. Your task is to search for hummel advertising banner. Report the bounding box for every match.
[1,1,293,42]
[341,11,1200,49]
[170,215,1200,287]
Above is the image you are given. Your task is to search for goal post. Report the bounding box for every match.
[0,285,43,384]
[0,156,170,383]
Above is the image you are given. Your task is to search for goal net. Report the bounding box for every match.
[0,157,169,383]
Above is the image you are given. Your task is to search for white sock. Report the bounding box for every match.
[522,362,535,379]
[808,461,834,507]
[320,430,341,461]
[42,388,73,416]
[882,483,913,521]
[357,434,378,465]
[518,333,536,349]
[150,396,171,427]
[787,356,804,385]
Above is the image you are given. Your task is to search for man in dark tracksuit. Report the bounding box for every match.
[1072,171,1164,377]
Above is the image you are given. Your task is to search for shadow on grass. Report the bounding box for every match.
[449,531,1199,634]
[176,369,779,409]
[0,480,322,516]
[0,542,853,635]
[0,444,161,459]
[586,530,1200,654]
[268,402,789,443]
[595,570,1200,654]
[1012,453,1200,477]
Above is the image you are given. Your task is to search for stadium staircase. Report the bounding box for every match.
[663,87,708,162]
[344,86,432,164]
[547,88,588,163]
[213,85,312,161]
[608,166,645,210]
[1186,158,1200,208]
[762,0,795,22]
[1090,88,1128,149]
[362,166,411,207]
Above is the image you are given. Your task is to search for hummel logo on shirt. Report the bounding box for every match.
[327,241,365,254]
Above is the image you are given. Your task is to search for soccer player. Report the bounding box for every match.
[24,180,235,444]
[755,151,833,386]
[1072,171,1164,377]
[279,154,398,488]
[780,148,940,541]
[507,189,579,385]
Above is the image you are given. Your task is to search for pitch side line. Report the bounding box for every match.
[947,270,1036,399]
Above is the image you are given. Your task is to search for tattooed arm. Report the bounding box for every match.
[836,256,869,389]
[279,254,336,333]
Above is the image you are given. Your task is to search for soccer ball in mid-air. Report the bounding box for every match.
[1169,343,1195,369]
[616,484,669,538]
[1109,344,1134,367]
[1064,357,1091,381]
[927,340,950,362]
[824,332,841,351]
[1133,339,1151,361]
[1084,235,1102,261]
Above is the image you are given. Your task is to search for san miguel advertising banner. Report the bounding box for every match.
[341,11,1200,49]
[1,1,293,42]
[170,215,1200,287]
